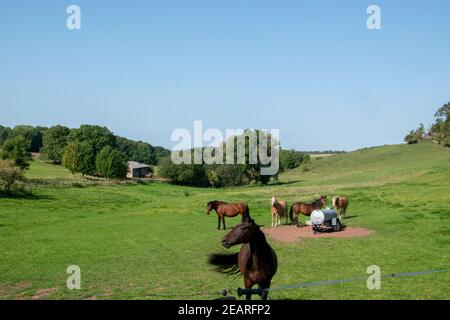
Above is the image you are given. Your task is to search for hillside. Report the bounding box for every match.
[0,142,449,300]
[279,142,450,192]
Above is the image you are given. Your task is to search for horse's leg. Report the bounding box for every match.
[222,217,226,230]
[277,214,281,227]
[217,215,221,230]
[260,281,271,300]
[244,278,253,301]
[271,214,274,228]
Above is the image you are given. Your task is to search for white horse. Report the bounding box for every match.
[271,196,288,227]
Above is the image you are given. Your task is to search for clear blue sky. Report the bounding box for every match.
[1,0,449,151]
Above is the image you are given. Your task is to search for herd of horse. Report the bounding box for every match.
[207,195,349,300]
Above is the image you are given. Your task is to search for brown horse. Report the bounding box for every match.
[209,217,278,300]
[207,201,250,230]
[332,196,349,218]
[289,195,327,227]
[271,196,288,227]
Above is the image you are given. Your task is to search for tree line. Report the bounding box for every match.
[158,130,306,188]
[405,102,450,146]
[0,124,170,192]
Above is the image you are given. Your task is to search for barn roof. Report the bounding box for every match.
[127,161,151,169]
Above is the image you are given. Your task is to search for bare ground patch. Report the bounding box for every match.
[31,287,58,300]
[263,225,374,243]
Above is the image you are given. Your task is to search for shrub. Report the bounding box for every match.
[95,146,128,179]
[0,160,24,192]
[0,136,31,170]
[41,125,70,164]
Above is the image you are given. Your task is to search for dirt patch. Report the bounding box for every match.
[31,287,58,300]
[263,225,374,243]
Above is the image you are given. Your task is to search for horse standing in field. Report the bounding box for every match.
[271,197,288,227]
[206,201,250,230]
[332,196,349,218]
[209,216,278,300]
[289,195,327,227]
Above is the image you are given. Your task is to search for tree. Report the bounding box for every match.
[78,142,96,176]
[280,149,304,170]
[1,136,31,170]
[68,125,117,155]
[9,125,47,152]
[116,136,170,165]
[433,102,450,146]
[41,125,70,164]
[0,160,24,192]
[404,123,425,144]
[62,142,83,174]
[158,156,209,187]
[95,146,128,179]
[0,126,11,146]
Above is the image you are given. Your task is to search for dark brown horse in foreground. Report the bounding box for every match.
[207,201,250,230]
[289,195,327,227]
[209,217,277,300]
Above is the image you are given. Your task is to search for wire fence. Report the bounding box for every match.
[143,268,448,299]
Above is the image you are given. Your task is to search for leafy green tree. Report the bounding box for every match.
[153,146,171,164]
[280,149,304,170]
[404,123,425,144]
[62,142,83,174]
[0,126,11,146]
[69,125,117,155]
[78,142,96,176]
[116,136,170,165]
[0,159,24,192]
[9,125,47,152]
[0,136,31,170]
[433,102,450,146]
[41,125,70,164]
[158,156,209,187]
[95,146,128,179]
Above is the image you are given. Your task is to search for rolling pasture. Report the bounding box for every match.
[0,143,449,299]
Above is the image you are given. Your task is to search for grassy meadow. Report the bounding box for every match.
[0,143,449,300]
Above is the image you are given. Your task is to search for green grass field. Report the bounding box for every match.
[1,143,449,300]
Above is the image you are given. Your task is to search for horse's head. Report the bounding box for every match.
[222,217,259,249]
[321,195,327,204]
[271,196,276,206]
[206,201,216,215]
[332,196,338,207]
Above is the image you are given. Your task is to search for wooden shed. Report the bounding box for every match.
[127,161,151,178]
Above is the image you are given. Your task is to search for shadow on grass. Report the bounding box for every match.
[0,192,55,201]
[342,215,358,220]
[269,180,303,186]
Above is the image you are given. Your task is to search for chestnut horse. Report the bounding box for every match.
[332,196,349,218]
[271,196,288,227]
[209,217,278,300]
[289,195,327,227]
[206,201,250,230]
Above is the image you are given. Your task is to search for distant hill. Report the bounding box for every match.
[280,143,450,189]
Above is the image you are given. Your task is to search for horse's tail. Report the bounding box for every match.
[208,253,240,275]
[289,204,295,224]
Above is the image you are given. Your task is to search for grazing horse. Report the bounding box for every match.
[209,217,278,300]
[271,197,288,227]
[289,195,327,227]
[206,201,250,230]
[332,196,349,218]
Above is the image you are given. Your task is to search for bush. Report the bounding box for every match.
[0,160,24,192]
[1,136,31,170]
[95,146,128,179]
[280,149,304,170]
[62,142,83,174]
[41,125,70,164]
